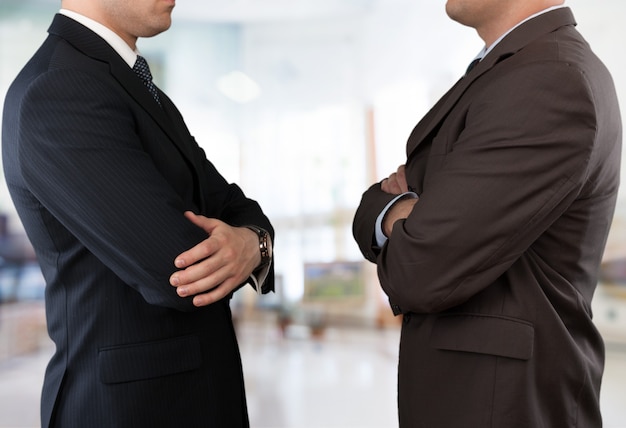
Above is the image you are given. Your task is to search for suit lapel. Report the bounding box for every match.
[406,7,577,157]
[47,15,200,172]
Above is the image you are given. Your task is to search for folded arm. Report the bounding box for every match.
[354,63,600,314]
[18,69,270,311]
[170,212,272,307]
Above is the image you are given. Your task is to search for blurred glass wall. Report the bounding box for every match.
[2,1,626,427]
[1,0,626,340]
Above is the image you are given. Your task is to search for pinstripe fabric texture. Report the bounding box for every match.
[2,14,274,428]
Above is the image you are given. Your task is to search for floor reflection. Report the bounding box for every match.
[1,305,625,428]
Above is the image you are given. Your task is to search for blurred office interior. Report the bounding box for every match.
[1,0,626,427]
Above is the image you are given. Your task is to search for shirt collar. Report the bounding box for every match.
[59,9,139,68]
[473,5,566,61]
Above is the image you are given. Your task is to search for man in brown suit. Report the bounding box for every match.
[353,1,622,427]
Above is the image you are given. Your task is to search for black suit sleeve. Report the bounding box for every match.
[17,67,244,311]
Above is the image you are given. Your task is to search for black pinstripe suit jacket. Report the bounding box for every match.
[2,14,273,428]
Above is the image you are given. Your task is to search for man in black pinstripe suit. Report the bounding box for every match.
[2,0,274,426]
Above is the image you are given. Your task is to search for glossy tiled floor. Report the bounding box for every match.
[1,314,625,428]
[240,321,626,428]
[241,323,400,428]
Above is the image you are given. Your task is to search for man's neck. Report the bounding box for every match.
[59,9,139,68]
[479,4,565,54]
[60,2,138,50]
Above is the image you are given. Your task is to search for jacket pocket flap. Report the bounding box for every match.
[430,314,534,360]
[98,335,202,384]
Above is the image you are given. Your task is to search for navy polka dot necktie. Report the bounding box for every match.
[133,55,161,106]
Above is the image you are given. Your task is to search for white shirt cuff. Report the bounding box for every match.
[249,258,272,294]
[375,192,418,247]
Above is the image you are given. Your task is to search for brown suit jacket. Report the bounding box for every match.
[353,8,621,427]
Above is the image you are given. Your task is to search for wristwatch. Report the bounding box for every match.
[244,225,272,270]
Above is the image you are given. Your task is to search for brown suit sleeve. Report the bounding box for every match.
[359,62,603,314]
[352,182,398,262]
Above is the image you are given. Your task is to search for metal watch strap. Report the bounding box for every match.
[244,225,271,269]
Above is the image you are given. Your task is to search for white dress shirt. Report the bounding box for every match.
[59,9,140,67]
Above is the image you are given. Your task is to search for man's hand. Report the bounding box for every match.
[383,197,418,237]
[169,211,261,307]
[381,164,418,237]
[381,164,408,195]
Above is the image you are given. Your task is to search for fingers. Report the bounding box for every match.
[381,175,401,194]
[170,250,243,307]
[388,164,409,193]
[381,165,408,195]
[172,251,227,291]
[174,238,215,270]
[191,279,241,307]
[170,229,232,292]
[396,165,409,193]
[170,216,261,307]
[174,213,222,269]
[183,211,218,231]
[173,268,241,307]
